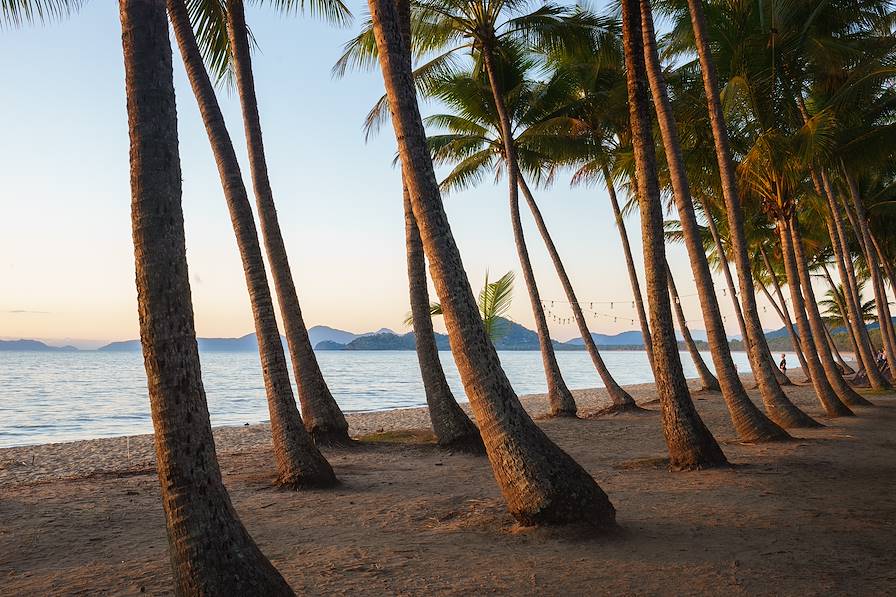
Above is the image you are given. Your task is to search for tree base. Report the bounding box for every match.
[440,432,486,455]
[310,427,355,448]
[276,470,339,490]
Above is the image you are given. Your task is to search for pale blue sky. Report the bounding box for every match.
[0,2,788,348]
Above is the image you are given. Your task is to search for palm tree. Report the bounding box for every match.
[425,56,578,416]
[819,281,876,329]
[119,0,293,592]
[638,0,796,438]
[426,270,518,342]
[425,58,638,414]
[403,184,483,451]
[168,0,337,487]
[620,0,727,469]
[676,0,808,424]
[221,0,352,445]
[738,120,856,416]
[366,0,616,527]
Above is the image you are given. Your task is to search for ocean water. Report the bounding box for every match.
[0,349,771,448]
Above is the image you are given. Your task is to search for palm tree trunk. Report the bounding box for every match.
[843,171,896,379]
[817,173,886,386]
[705,214,793,387]
[684,0,801,417]
[870,234,896,299]
[778,219,854,417]
[667,266,720,392]
[120,1,295,592]
[225,0,350,445]
[622,0,727,469]
[478,50,577,417]
[168,0,336,487]
[404,182,483,451]
[367,0,616,527]
[819,263,859,374]
[639,0,794,438]
[757,246,811,376]
[788,221,871,407]
[517,176,638,411]
[824,324,853,375]
[604,166,654,373]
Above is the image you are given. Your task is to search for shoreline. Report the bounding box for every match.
[0,377,674,486]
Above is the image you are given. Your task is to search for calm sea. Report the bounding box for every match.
[0,349,770,448]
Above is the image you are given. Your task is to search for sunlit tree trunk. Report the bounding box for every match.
[758,246,810,376]
[789,221,872,407]
[226,0,350,444]
[667,266,720,392]
[684,0,800,418]
[622,0,728,469]
[368,0,616,527]
[404,182,483,451]
[121,1,295,592]
[168,0,336,487]
[705,214,792,387]
[518,176,638,412]
[843,171,896,379]
[817,173,886,386]
[639,0,793,439]
[604,166,654,373]
[778,219,853,417]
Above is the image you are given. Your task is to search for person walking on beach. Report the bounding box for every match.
[779,353,787,374]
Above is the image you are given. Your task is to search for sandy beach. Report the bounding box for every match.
[1,374,894,596]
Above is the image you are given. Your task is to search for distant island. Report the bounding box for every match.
[0,339,78,352]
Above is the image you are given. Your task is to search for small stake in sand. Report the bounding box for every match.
[126,436,130,461]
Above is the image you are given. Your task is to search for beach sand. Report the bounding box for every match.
[1,374,894,595]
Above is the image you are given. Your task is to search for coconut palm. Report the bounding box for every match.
[638,0,796,437]
[820,281,877,328]
[620,0,727,469]
[738,116,858,416]
[424,54,638,414]
[366,0,616,527]
[215,0,353,445]
[118,0,293,592]
[168,0,337,487]
[425,270,518,342]
[403,185,483,451]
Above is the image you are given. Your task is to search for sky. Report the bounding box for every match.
[0,2,807,349]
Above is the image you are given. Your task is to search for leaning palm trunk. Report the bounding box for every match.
[506,173,578,416]
[480,49,577,417]
[403,183,483,451]
[120,1,294,592]
[622,0,727,469]
[684,0,801,416]
[667,266,720,392]
[778,219,854,417]
[518,177,638,411]
[817,174,886,386]
[225,0,350,445]
[603,165,653,371]
[824,325,854,375]
[705,215,792,387]
[757,248,810,377]
[168,0,336,487]
[604,166,654,374]
[368,0,616,527]
[819,263,860,375]
[788,222,872,407]
[638,0,793,439]
[843,172,896,379]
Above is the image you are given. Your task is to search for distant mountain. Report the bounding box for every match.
[0,339,78,352]
[100,334,262,352]
[307,326,359,347]
[562,330,646,348]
